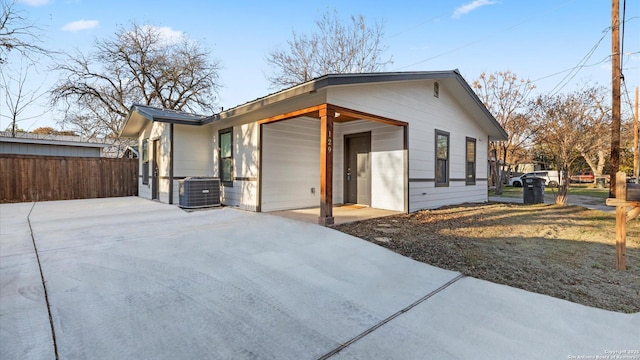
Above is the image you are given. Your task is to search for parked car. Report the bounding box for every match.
[570,171,594,183]
[508,170,561,188]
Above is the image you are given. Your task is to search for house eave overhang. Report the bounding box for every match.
[119,104,211,138]
[215,71,463,122]
[120,71,508,142]
[449,72,508,142]
[214,71,508,142]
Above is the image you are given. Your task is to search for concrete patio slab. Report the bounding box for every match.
[1,197,638,359]
[269,205,403,225]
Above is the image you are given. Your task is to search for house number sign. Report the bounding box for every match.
[327,130,332,153]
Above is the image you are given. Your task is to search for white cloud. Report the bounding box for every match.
[452,0,497,19]
[62,19,99,32]
[142,25,185,45]
[18,0,50,6]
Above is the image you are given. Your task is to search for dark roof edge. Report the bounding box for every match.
[119,104,212,137]
[450,71,508,140]
[121,71,507,141]
[134,104,209,123]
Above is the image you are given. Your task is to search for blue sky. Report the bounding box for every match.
[3,0,639,131]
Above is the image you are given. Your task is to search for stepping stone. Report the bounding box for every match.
[375,237,391,243]
[375,227,400,234]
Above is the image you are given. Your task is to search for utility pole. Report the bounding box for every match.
[634,87,639,183]
[609,0,621,197]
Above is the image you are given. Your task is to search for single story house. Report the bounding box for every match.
[0,132,109,157]
[120,70,507,225]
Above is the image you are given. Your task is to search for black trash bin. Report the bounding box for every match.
[523,177,545,204]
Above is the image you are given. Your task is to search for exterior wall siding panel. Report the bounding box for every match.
[335,120,404,212]
[211,122,259,210]
[261,117,320,212]
[127,73,500,214]
[328,80,488,213]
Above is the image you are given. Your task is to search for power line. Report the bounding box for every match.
[621,0,627,63]
[622,79,635,118]
[392,0,577,71]
[384,13,447,40]
[535,13,637,87]
[548,27,610,95]
[532,55,611,83]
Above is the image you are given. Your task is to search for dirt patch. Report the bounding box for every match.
[333,203,640,313]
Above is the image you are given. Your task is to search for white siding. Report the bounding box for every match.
[328,80,488,212]
[260,118,404,212]
[133,77,494,213]
[335,120,405,212]
[137,122,170,202]
[172,124,213,204]
[174,125,213,177]
[210,122,259,211]
[261,117,320,212]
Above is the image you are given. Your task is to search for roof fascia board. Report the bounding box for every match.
[151,116,206,126]
[450,72,508,141]
[120,104,209,137]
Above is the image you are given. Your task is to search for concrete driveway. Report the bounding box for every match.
[1,197,637,359]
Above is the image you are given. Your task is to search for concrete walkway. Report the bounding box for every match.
[489,194,615,212]
[1,198,637,359]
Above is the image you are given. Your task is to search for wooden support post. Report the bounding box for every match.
[615,171,626,270]
[634,87,639,182]
[319,105,334,226]
[609,0,621,197]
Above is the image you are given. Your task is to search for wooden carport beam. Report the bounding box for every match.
[319,104,335,225]
[258,105,324,124]
[329,104,408,127]
[257,103,406,225]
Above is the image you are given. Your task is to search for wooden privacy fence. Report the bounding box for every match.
[0,155,138,203]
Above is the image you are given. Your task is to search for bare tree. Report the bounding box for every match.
[1,60,47,136]
[0,0,50,64]
[51,22,221,142]
[575,86,611,181]
[533,88,609,204]
[266,9,392,89]
[472,71,537,194]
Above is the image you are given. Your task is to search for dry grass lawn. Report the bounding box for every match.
[333,203,640,313]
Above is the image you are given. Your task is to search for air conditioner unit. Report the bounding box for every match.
[179,177,221,209]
